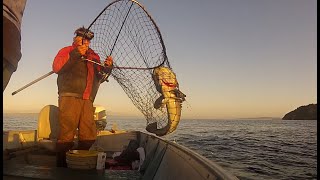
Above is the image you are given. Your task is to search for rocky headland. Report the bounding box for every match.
[282,104,317,120]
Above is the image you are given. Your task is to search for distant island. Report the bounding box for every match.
[282,104,317,120]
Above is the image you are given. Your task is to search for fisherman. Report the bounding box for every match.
[52,26,113,167]
[3,0,27,92]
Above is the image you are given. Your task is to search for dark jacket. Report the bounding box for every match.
[52,43,104,101]
[3,0,27,71]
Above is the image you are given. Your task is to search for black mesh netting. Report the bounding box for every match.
[87,0,178,136]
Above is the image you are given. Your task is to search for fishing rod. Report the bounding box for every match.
[12,1,134,96]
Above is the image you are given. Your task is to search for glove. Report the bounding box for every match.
[75,36,89,56]
[77,44,89,56]
[102,56,113,75]
[104,56,113,67]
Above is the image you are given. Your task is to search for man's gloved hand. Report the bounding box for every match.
[100,56,113,83]
[74,36,90,56]
[104,56,113,67]
[77,45,89,56]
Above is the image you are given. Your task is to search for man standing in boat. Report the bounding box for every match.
[52,26,113,167]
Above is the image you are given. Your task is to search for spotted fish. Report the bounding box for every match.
[146,67,186,136]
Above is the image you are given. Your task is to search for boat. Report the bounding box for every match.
[3,105,239,180]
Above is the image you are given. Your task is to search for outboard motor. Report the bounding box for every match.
[93,105,107,131]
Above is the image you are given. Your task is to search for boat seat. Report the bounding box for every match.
[37,105,60,152]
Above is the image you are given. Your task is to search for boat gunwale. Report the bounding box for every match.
[139,131,239,180]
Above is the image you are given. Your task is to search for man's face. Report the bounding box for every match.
[73,36,90,47]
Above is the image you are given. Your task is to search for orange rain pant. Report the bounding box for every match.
[57,96,97,145]
[55,96,97,167]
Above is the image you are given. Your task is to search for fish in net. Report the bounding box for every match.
[87,0,186,136]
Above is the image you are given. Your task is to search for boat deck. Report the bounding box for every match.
[3,146,142,180]
[4,162,142,180]
[3,130,239,180]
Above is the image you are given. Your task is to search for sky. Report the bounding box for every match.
[3,0,317,120]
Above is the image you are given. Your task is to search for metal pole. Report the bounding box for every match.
[109,2,134,56]
[101,2,134,83]
[11,71,54,96]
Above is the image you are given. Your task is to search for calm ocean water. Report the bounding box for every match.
[3,113,317,180]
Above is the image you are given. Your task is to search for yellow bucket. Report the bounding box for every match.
[66,150,99,169]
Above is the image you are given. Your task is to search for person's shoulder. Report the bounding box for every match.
[88,48,97,53]
[61,45,74,50]
[55,46,76,56]
[58,45,75,52]
[88,48,100,58]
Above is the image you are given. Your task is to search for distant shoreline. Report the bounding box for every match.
[238,117,281,120]
[2,113,282,120]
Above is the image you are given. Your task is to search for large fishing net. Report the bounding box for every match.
[88,0,184,136]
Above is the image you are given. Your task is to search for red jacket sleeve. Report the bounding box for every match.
[52,46,81,73]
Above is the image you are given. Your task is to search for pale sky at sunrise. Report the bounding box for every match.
[3,0,317,120]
